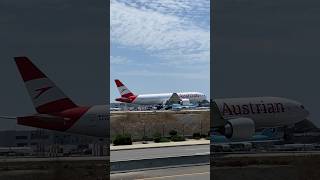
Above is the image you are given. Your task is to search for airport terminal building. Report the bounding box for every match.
[0,129,106,156]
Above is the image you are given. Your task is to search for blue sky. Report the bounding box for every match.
[110,0,210,102]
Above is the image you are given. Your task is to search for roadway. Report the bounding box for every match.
[110,164,209,180]
[212,150,320,158]
[0,156,109,162]
[110,144,209,162]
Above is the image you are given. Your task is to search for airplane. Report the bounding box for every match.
[114,79,208,107]
[0,57,108,138]
[212,97,309,140]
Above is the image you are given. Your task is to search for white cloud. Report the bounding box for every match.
[110,55,132,65]
[114,69,209,80]
[115,0,210,22]
[111,0,209,65]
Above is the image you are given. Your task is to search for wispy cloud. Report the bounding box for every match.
[110,55,132,65]
[111,0,209,65]
[114,69,209,80]
[115,0,210,25]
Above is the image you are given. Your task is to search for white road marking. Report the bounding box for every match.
[135,171,209,180]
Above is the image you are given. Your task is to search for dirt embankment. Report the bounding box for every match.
[110,110,210,140]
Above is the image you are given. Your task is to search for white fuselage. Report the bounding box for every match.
[132,92,207,105]
[215,97,309,129]
[66,105,108,137]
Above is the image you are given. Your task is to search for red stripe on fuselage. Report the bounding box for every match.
[14,57,47,82]
[17,106,91,131]
[36,98,78,114]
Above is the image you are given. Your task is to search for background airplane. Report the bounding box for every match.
[114,79,208,107]
[0,57,108,138]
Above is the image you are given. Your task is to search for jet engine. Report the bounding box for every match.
[223,118,255,139]
[180,99,191,105]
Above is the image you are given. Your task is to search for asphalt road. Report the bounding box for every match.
[110,164,209,180]
[212,151,320,159]
[0,156,109,162]
[111,144,209,162]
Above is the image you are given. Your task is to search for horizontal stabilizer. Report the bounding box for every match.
[17,115,70,131]
[0,116,16,119]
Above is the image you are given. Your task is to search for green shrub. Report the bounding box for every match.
[142,135,150,141]
[153,132,162,143]
[113,134,132,146]
[158,137,170,143]
[153,132,170,143]
[193,132,201,140]
[169,130,178,137]
[201,134,208,138]
[171,135,186,142]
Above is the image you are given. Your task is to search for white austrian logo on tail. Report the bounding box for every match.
[120,89,126,94]
[34,86,53,99]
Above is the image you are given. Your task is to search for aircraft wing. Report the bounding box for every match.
[165,93,182,105]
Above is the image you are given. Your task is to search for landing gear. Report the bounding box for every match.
[156,104,163,110]
[283,126,294,142]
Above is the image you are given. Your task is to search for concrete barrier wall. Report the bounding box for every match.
[110,110,210,141]
[111,154,209,172]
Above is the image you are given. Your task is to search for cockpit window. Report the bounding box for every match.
[300,105,305,109]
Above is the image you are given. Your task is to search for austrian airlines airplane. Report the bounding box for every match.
[1,57,108,138]
[212,97,309,140]
[114,79,207,105]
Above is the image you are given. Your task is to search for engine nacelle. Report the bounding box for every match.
[224,118,255,139]
[180,99,191,105]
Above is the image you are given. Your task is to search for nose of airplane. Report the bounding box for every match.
[299,104,310,117]
[286,98,310,119]
[304,107,310,117]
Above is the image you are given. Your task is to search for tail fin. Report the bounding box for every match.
[114,79,134,98]
[211,100,226,127]
[14,57,78,114]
